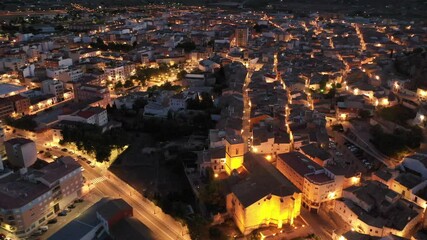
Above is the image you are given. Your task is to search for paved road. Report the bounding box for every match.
[300,208,334,240]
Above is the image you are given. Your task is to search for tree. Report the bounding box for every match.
[132,98,147,111]
[177,70,187,81]
[124,80,133,88]
[60,123,127,162]
[5,116,37,131]
[115,81,123,89]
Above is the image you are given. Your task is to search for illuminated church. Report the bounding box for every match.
[226,152,302,235]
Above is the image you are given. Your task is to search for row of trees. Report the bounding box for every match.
[90,38,136,52]
[5,116,37,131]
[60,123,128,162]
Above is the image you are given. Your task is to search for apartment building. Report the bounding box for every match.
[277,152,347,211]
[0,156,83,238]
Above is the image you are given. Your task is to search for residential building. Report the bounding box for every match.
[42,79,65,101]
[251,125,293,155]
[143,102,169,118]
[199,147,226,175]
[4,94,31,115]
[45,57,73,69]
[4,138,37,168]
[74,84,111,108]
[169,93,187,111]
[57,67,84,83]
[277,152,346,211]
[58,107,108,127]
[0,98,14,119]
[0,156,83,238]
[334,181,423,238]
[299,143,332,166]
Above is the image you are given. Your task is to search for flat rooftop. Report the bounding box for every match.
[0,157,81,209]
[305,172,334,185]
[277,152,323,177]
[0,83,26,96]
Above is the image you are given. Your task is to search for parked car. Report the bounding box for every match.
[39,226,48,232]
[47,218,57,224]
[68,204,75,209]
[75,198,84,203]
[32,230,43,236]
[58,210,67,216]
[61,148,68,152]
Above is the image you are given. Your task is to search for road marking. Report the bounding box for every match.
[90,176,107,185]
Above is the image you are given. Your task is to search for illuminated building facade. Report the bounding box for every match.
[225,134,244,175]
[226,153,301,235]
[277,152,359,211]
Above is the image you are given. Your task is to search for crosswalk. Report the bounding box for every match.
[90,176,107,185]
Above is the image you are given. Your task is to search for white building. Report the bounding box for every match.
[58,107,108,127]
[169,93,187,111]
[42,79,64,100]
[105,65,125,83]
[143,102,169,118]
[57,67,84,83]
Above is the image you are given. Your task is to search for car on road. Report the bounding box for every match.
[47,218,57,224]
[58,210,67,216]
[86,160,91,164]
[90,162,96,168]
[75,198,84,203]
[68,204,75,209]
[61,148,68,152]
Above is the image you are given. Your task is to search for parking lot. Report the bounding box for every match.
[328,130,381,175]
